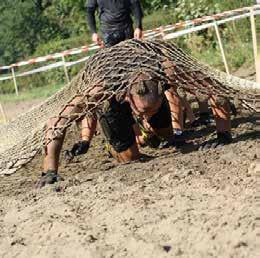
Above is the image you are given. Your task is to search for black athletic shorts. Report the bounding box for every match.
[98,97,171,153]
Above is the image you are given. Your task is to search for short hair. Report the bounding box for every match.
[129,71,164,99]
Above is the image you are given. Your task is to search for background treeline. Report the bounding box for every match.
[0,0,256,95]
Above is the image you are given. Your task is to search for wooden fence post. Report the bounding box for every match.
[250,7,260,83]
[62,55,70,84]
[11,67,19,96]
[159,26,165,40]
[213,22,230,75]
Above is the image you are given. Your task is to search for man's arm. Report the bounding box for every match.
[81,115,97,143]
[64,116,97,161]
[38,84,103,188]
[86,0,102,44]
[165,88,184,132]
[130,0,143,39]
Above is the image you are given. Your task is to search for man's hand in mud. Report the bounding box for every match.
[159,134,186,149]
[199,132,232,150]
[36,171,64,189]
[64,140,90,162]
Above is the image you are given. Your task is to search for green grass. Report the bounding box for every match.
[142,9,176,29]
[0,83,63,103]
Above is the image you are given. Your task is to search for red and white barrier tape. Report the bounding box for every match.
[144,5,260,37]
[0,4,259,78]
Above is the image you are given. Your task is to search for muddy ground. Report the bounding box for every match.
[0,69,259,258]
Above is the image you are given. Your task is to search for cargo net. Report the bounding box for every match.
[0,39,259,175]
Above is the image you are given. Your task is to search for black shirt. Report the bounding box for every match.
[86,0,143,33]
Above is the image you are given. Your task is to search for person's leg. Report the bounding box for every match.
[102,27,130,48]
[109,143,140,162]
[199,96,232,149]
[181,97,196,124]
[98,99,141,162]
[210,96,231,133]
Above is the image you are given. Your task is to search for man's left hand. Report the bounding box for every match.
[134,28,143,40]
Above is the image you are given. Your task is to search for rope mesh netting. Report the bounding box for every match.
[0,39,259,175]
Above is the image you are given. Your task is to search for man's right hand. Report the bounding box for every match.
[64,140,90,162]
[92,33,103,46]
[134,28,143,40]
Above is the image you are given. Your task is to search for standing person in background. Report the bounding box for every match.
[69,1,143,160]
[86,0,143,47]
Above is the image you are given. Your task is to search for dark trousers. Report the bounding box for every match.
[102,25,134,47]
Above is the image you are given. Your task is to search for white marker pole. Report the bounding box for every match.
[62,55,70,84]
[11,67,19,96]
[214,22,230,75]
[250,7,260,83]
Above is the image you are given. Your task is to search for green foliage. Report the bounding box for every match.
[0,0,88,65]
[0,0,257,96]
[0,1,62,65]
[142,0,177,12]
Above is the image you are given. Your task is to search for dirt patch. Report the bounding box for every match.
[0,72,259,258]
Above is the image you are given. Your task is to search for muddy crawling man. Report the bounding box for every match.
[35,39,252,188]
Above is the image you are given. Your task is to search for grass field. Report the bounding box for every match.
[0,83,63,103]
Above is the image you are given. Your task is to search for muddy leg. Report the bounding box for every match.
[210,96,231,133]
[109,143,140,163]
[182,97,195,124]
[199,96,232,150]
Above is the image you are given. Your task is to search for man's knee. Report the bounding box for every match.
[110,143,140,163]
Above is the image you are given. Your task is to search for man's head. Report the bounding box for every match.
[127,72,164,118]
